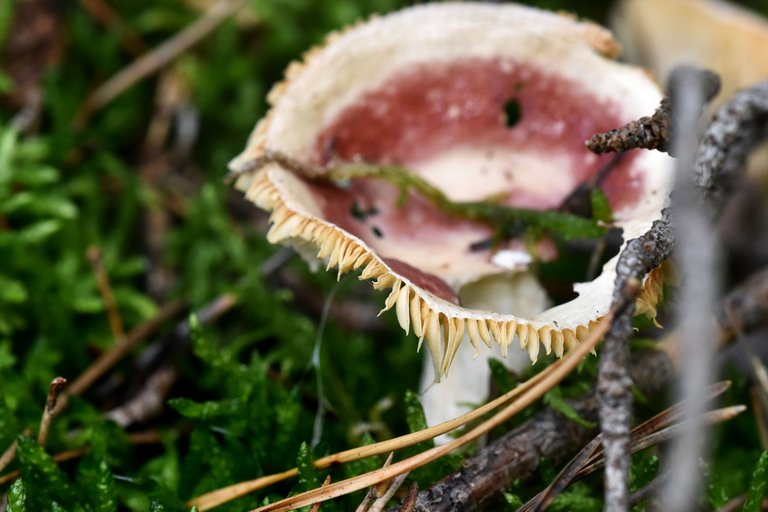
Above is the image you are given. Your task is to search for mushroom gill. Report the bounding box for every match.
[230,3,674,423]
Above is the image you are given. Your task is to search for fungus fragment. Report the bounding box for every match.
[231,3,674,425]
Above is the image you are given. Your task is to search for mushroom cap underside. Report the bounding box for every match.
[231,2,674,377]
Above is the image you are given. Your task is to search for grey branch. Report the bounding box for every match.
[598,209,674,512]
[694,81,768,217]
[659,66,723,512]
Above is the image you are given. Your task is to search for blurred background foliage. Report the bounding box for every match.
[0,0,766,510]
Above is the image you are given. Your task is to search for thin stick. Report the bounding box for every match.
[0,445,89,486]
[659,67,722,512]
[0,443,17,475]
[87,246,125,342]
[597,211,673,512]
[0,429,31,475]
[523,405,745,512]
[309,476,333,512]
[356,453,394,512]
[37,377,67,446]
[105,292,237,429]
[52,299,185,416]
[399,483,419,512]
[78,0,148,56]
[0,429,166,486]
[79,0,247,117]
[368,472,410,512]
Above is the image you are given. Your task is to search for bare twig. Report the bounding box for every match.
[37,377,67,446]
[106,293,237,428]
[0,429,31,475]
[86,245,125,342]
[597,209,674,511]
[356,453,397,512]
[586,98,673,155]
[0,429,168,486]
[0,378,67,476]
[104,366,177,427]
[585,71,720,156]
[368,472,409,512]
[140,70,191,300]
[52,298,185,416]
[751,386,768,449]
[356,454,393,512]
[399,483,419,512]
[309,475,333,512]
[78,0,148,56]
[658,67,723,512]
[721,266,768,340]
[77,0,248,120]
[694,81,768,217]
[0,444,17,476]
[627,470,667,509]
[0,445,89,486]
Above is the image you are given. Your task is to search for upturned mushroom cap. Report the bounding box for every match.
[230,3,674,379]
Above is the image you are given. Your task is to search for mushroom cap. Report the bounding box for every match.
[231,3,674,377]
[612,0,768,188]
[613,0,768,105]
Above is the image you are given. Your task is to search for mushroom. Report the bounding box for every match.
[230,3,674,428]
[612,0,768,187]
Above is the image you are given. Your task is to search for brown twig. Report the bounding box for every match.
[586,98,673,155]
[585,70,720,156]
[589,66,728,511]
[78,0,148,56]
[37,377,67,447]
[105,293,237,428]
[750,386,768,449]
[76,0,248,123]
[398,483,419,512]
[52,298,185,416]
[87,245,126,342]
[0,429,168,486]
[0,445,89,487]
[0,430,31,475]
[105,366,177,427]
[140,69,192,300]
[0,378,67,477]
[309,476,333,512]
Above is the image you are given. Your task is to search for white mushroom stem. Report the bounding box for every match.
[419,271,550,440]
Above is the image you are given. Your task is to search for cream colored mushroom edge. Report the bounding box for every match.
[230,3,674,426]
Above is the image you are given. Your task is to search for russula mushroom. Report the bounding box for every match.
[612,0,768,187]
[230,3,674,426]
